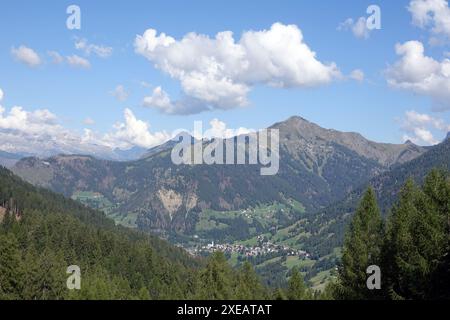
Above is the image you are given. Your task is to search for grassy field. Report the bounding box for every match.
[194,200,306,241]
[309,269,335,291]
[71,191,138,228]
[283,256,315,269]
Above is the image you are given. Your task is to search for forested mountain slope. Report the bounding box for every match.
[0,166,200,299]
[0,166,319,300]
[302,136,450,257]
[12,116,425,235]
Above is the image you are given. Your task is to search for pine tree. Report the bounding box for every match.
[33,249,67,300]
[0,233,23,299]
[422,171,450,299]
[335,187,383,300]
[21,246,42,300]
[272,287,287,300]
[384,177,447,299]
[196,252,233,300]
[286,267,306,300]
[234,262,266,299]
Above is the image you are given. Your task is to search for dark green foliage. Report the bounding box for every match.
[0,167,276,300]
[234,262,267,299]
[286,267,308,300]
[335,187,383,300]
[195,252,234,300]
[335,169,450,300]
[383,173,448,299]
[309,138,450,259]
[0,233,23,299]
[0,166,200,300]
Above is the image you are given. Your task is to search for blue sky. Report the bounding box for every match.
[1,0,450,155]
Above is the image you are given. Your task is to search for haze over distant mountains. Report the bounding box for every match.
[0,141,149,168]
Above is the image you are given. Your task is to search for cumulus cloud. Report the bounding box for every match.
[0,106,60,135]
[403,127,437,145]
[136,23,340,114]
[67,55,91,69]
[349,69,365,82]
[0,105,85,156]
[75,38,113,58]
[0,103,171,155]
[400,110,450,145]
[48,51,64,64]
[170,118,253,142]
[338,17,371,39]
[111,85,129,102]
[85,108,171,149]
[0,88,3,102]
[200,118,253,140]
[408,0,450,39]
[0,99,257,158]
[11,45,41,67]
[142,86,176,112]
[386,40,450,111]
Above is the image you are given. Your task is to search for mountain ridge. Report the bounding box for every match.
[299,136,450,257]
[12,115,427,236]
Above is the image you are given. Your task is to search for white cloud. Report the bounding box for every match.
[143,86,174,111]
[201,119,253,140]
[400,110,450,145]
[92,108,170,149]
[404,110,450,130]
[67,55,91,69]
[111,85,129,102]
[403,128,437,145]
[0,88,3,102]
[75,38,113,58]
[349,69,365,82]
[338,17,371,39]
[408,0,450,39]
[0,91,170,155]
[11,45,41,67]
[48,51,64,64]
[135,23,340,114]
[0,98,256,157]
[0,106,58,134]
[386,40,450,111]
[0,105,84,155]
[0,103,170,155]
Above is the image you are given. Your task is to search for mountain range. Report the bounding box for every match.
[9,115,450,287]
[0,150,26,168]
[305,133,450,254]
[11,116,427,236]
[0,138,149,164]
